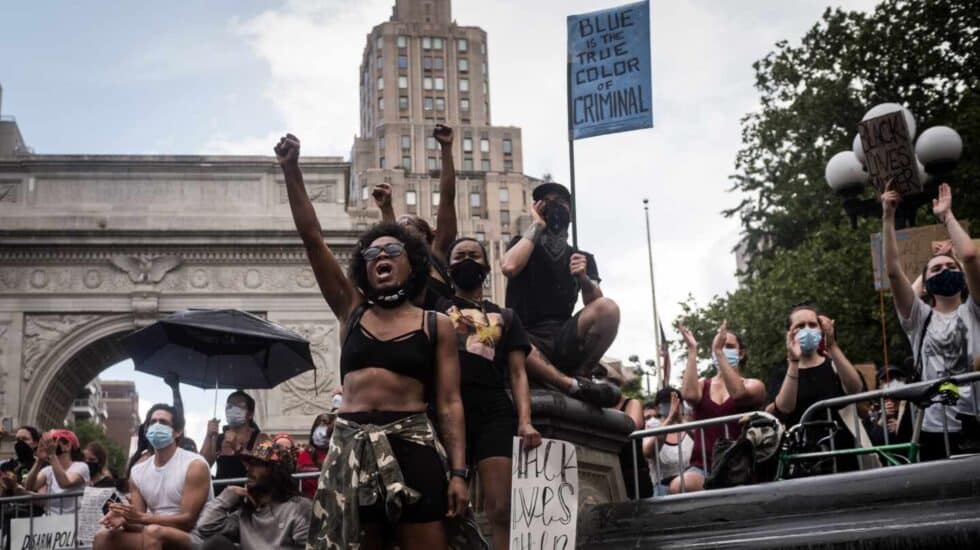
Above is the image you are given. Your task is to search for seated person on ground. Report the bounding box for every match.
[192,440,311,550]
[94,404,213,550]
[501,182,621,408]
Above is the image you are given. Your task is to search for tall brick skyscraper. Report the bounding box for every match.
[349,0,543,302]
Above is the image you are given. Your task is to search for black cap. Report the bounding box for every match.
[877,364,908,381]
[532,182,571,202]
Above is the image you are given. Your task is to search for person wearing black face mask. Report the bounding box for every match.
[84,442,115,488]
[501,182,622,408]
[438,238,541,550]
[882,181,979,460]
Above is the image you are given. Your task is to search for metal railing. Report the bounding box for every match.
[626,411,781,498]
[0,471,321,549]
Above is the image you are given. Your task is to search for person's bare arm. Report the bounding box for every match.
[431,124,457,263]
[508,349,542,450]
[711,321,766,408]
[136,460,211,531]
[769,331,801,416]
[820,316,863,395]
[678,323,702,406]
[882,181,916,319]
[501,201,545,278]
[276,134,361,322]
[48,457,84,489]
[433,313,469,518]
[372,183,396,224]
[933,183,980,301]
[24,460,44,492]
[571,253,603,304]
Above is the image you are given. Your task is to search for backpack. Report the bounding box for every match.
[704,414,784,490]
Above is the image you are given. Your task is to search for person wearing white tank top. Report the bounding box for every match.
[94,404,213,550]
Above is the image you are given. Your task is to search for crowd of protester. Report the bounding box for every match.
[0,128,976,549]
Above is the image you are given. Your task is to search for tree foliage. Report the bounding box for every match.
[680,0,980,383]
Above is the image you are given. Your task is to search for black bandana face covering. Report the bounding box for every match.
[543,202,571,233]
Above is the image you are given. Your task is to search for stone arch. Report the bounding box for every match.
[23,314,136,429]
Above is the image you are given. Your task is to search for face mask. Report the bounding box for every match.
[331,394,343,409]
[145,423,174,450]
[449,259,488,291]
[226,406,247,427]
[543,202,570,233]
[883,379,906,391]
[796,327,823,354]
[925,269,965,297]
[87,461,101,478]
[722,348,740,367]
[15,440,34,463]
[370,285,409,308]
[312,425,331,448]
[55,445,65,457]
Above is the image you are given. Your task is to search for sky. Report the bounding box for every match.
[1,0,878,448]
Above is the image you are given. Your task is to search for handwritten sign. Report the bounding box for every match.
[510,438,578,550]
[858,110,919,195]
[77,487,118,545]
[568,0,653,140]
[10,514,76,550]
[870,222,969,291]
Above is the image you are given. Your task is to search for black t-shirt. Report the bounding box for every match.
[504,236,600,328]
[785,358,858,472]
[438,296,531,389]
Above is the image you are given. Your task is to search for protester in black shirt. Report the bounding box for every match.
[375,124,458,310]
[439,237,541,550]
[769,304,869,474]
[501,182,620,407]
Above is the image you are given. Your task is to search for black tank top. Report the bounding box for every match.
[340,306,437,391]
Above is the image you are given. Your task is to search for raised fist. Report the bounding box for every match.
[274,134,301,168]
[433,124,453,146]
[372,183,392,209]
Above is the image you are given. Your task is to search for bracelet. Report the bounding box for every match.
[523,223,543,243]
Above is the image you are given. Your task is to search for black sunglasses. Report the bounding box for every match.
[361,242,405,261]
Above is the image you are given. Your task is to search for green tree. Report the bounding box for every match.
[67,420,128,474]
[681,0,980,382]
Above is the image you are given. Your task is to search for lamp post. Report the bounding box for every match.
[628,355,656,396]
[826,103,963,227]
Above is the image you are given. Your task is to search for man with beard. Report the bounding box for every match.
[501,182,621,407]
[192,440,310,550]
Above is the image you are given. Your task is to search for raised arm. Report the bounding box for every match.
[432,313,468,518]
[678,323,702,406]
[275,134,361,322]
[711,321,766,408]
[501,201,545,278]
[372,183,396,224]
[881,181,916,319]
[933,183,980,301]
[431,124,457,263]
[820,316,863,395]
[570,253,602,305]
[768,330,802,417]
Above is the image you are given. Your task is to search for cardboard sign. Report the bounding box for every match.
[567,0,653,140]
[870,222,969,291]
[9,514,76,550]
[858,110,919,195]
[510,438,578,550]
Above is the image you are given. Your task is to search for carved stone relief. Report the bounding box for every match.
[22,314,100,382]
[277,322,338,416]
[0,182,19,203]
[109,255,182,284]
[279,181,338,203]
[0,323,8,410]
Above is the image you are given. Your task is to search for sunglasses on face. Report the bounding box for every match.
[361,242,405,262]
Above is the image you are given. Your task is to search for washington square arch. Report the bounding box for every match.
[0,140,358,438]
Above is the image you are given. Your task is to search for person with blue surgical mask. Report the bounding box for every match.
[769,304,866,473]
[203,391,270,481]
[676,320,766,493]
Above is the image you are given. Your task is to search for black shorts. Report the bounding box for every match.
[462,388,517,465]
[338,411,448,524]
[525,313,583,375]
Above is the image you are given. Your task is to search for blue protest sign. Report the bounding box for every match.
[567,0,653,140]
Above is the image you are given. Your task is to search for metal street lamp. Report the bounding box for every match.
[628,355,656,396]
[827,103,963,228]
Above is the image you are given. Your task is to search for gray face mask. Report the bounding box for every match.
[226,405,247,427]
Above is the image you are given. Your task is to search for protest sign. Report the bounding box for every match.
[77,486,117,546]
[10,514,76,550]
[510,438,578,550]
[567,0,652,140]
[870,221,969,291]
[858,110,919,195]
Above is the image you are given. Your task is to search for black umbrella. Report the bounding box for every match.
[122,309,316,402]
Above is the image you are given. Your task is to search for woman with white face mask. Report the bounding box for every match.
[768,305,866,473]
[202,391,270,481]
[297,412,335,498]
